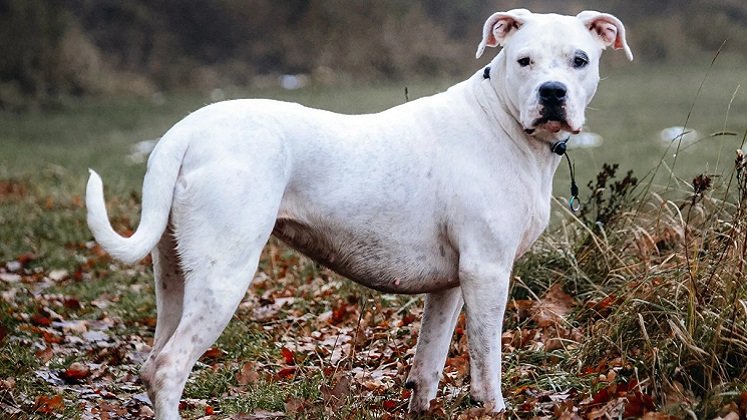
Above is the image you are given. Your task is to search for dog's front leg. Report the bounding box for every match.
[459,259,511,412]
[406,287,463,412]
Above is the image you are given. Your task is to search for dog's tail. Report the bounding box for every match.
[86,137,187,264]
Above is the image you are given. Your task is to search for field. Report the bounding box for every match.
[2,56,747,419]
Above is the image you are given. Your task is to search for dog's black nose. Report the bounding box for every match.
[539,81,567,104]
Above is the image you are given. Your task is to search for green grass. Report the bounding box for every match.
[2,55,747,418]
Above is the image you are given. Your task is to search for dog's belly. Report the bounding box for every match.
[272,218,459,294]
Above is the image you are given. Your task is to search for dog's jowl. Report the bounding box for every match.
[86,9,632,419]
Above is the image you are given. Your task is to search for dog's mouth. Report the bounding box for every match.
[524,117,579,135]
[524,102,581,135]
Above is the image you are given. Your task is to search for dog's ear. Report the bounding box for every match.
[576,11,634,61]
[475,9,529,59]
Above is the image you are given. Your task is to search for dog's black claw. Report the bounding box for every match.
[404,380,417,390]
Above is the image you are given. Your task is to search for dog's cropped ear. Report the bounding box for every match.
[475,9,530,59]
[576,11,634,61]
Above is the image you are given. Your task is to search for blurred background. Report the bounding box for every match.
[1,0,747,198]
[2,0,747,109]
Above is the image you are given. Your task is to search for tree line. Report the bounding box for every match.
[1,0,745,109]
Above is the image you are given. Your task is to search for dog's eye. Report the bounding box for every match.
[517,57,531,67]
[573,52,589,69]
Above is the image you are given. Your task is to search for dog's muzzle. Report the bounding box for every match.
[526,81,576,134]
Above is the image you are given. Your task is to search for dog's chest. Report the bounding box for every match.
[272,217,459,294]
[516,196,552,258]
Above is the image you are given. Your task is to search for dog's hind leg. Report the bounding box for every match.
[145,165,285,420]
[406,287,463,412]
[140,224,185,405]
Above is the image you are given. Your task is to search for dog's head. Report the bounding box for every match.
[476,9,633,141]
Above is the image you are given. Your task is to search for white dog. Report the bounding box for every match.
[86,9,632,418]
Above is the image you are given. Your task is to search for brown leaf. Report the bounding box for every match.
[532,284,575,328]
[284,396,305,414]
[641,413,679,420]
[230,410,285,419]
[35,347,54,363]
[41,330,63,344]
[62,297,81,310]
[16,252,35,267]
[0,378,15,390]
[34,394,64,414]
[321,374,351,408]
[236,362,261,386]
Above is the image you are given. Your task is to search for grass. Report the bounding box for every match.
[1,54,747,418]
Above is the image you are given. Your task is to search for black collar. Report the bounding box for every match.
[483,66,491,79]
[550,137,569,156]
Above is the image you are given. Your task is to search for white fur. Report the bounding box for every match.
[86,10,631,419]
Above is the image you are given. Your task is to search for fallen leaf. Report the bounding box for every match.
[200,347,224,362]
[277,366,296,379]
[642,412,679,419]
[35,347,54,363]
[280,346,295,365]
[382,399,398,411]
[48,269,69,282]
[321,374,351,408]
[532,283,575,328]
[284,396,305,414]
[34,394,64,414]
[16,252,35,266]
[31,313,52,327]
[236,362,261,386]
[230,410,285,419]
[0,273,21,283]
[0,378,15,389]
[61,362,91,382]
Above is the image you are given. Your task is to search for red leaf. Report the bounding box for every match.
[331,303,348,324]
[590,386,613,406]
[61,362,91,382]
[34,394,64,414]
[16,252,35,266]
[382,399,397,411]
[280,347,295,365]
[400,313,416,326]
[596,294,618,310]
[31,313,52,327]
[277,366,296,379]
[42,331,63,344]
[204,405,215,415]
[200,347,223,362]
[63,297,81,310]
